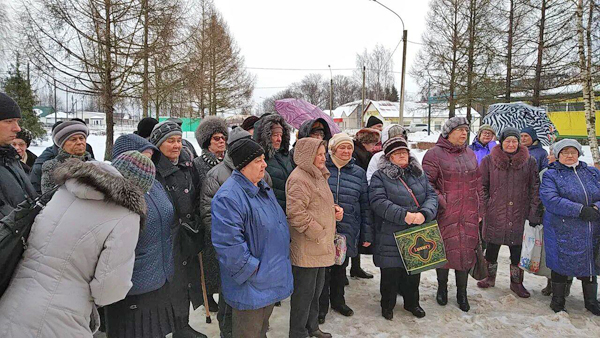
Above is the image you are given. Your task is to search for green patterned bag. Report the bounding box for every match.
[394,221,447,275]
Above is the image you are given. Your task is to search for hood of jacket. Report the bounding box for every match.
[436,134,467,154]
[490,144,530,170]
[52,159,147,227]
[253,113,291,159]
[471,138,496,151]
[293,137,329,180]
[377,154,423,180]
[297,118,332,141]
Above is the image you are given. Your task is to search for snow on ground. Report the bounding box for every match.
[33,130,600,337]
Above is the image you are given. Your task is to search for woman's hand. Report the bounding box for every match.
[334,205,344,221]
[413,213,426,225]
[362,242,371,247]
[405,212,416,225]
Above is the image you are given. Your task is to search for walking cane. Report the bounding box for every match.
[199,252,212,323]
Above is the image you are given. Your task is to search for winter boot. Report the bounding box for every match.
[436,268,449,306]
[403,287,426,318]
[350,255,374,279]
[509,265,530,298]
[541,278,552,296]
[381,308,394,320]
[582,278,600,316]
[550,282,567,313]
[332,303,354,317]
[477,260,498,289]
[309,329,333,338]
[172,325,208,338]
[456,271,470,312]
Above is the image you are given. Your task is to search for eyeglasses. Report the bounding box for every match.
[561,150,579,157]
[212,136,227,142]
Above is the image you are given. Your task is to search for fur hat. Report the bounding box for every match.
[53,120,89,148]
[195,116,228,150]
[149,121,182,147]
[241,116,260,131]
[229,138,265,171]
[366,116,383,128]
[441,117,469,138]
[0,92,21,121]
[354,128,380,145]
[112,151,156,194]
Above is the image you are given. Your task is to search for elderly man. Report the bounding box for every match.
[0,93,36,218]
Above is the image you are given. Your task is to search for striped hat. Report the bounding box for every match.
[149,121,182,147]
[112,151,156,193]
[383,136,410,158]
[53,120,89,148]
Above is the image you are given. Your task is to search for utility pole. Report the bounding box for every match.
[66,87,69,117]
[361,65,366,128]
[328,65,333,116]
[399,29,407,127]
[427,79,432,136]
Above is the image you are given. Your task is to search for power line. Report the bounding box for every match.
[246,67,355,71]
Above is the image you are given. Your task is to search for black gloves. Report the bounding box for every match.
[580,206,600,222]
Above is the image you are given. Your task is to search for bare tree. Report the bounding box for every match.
[354,44,396,101]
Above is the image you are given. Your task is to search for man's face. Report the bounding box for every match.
[0,118,21,146]
[372,123,383,132]
[62,134,87,156]
[271,130,283,150]
[520,133,533,147]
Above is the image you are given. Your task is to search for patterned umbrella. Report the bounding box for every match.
[274,98,341,134]
[482,102,557,146]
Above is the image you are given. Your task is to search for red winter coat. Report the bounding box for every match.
[422,136,483,271]
[479,145,541,246]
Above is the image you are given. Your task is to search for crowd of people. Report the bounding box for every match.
[1,91,600,338]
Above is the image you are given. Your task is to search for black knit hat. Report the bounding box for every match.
[135,117,159,138]
[0,92,21,121]
[241,116,260,131]
[15,128,33,147]
[500,127,521,144]
[366,116,383,128]
[229,138,265,171]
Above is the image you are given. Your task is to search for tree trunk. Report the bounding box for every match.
[448,0,459,118]
[506,0,514,102]
[466,0,476,125]
[532,0,546,107]
[142,0,149,118]
[103,0,114,161]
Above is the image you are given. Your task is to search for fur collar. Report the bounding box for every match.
[378,155,423,180]
[253,113,291,159]
[490,144,530,170]
[53,159,147,228]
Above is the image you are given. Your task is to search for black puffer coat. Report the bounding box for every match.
[0,145,37,218]
[369,155,438,269]
[154,150,203,319]
[353,140,372,171]
[326,156,371,258]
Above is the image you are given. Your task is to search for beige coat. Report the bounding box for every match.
[286,138,336,268]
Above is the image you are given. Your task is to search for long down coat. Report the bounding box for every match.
[0,160,144,338]
[480,145,541,245]
[422,136,484,271]
[540,161,600,277]
[369,155,438,269]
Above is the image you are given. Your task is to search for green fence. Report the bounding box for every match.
[158,117,202,132]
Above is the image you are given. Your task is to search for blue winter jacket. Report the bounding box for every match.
[369,156,438,269]
[211,171,293,310]
[469,139,497,165]
[129,180,175,295]
[325,156,371,257]
[528,142,549,172]
[540,161,600,277]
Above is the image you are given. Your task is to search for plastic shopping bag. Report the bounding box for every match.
[518,221,543,273]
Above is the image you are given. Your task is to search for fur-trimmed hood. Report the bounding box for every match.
[297,118,332,141]
[253,113,291,159]
[490,144,530,170]
[377,154,423,180]
[53,159,147,227]
[195,116,229,150]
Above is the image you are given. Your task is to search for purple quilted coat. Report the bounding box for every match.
[422,136,484,271]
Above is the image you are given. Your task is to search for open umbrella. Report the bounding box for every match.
[275,98,341,134]
[482,102,557,146]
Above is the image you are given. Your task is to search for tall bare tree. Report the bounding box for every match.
[354,44,396,101]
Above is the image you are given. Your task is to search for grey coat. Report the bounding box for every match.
[0,145,36,218]
[0,160,145,338]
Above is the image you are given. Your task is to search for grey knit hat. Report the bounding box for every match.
[227,127,251,146]
[553,139,583,157]
[478,124,496,137]
[441,117,469,138]
[0,92,21,121]
[499,127,521,144]
[52,120,89,148]
[195,116,229,150]
[149,121,182,147]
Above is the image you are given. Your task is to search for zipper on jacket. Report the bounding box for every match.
[336,168,341,204]
[574,166,593,276]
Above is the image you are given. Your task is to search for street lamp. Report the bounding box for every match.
[371,0,407,126]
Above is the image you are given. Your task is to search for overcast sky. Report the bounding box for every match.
[216,0,431,107]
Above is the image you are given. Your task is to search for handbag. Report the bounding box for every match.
[0,186,57,296]
[334,233,347,265]
[469,234,488,280]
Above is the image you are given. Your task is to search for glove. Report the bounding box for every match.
[579,206,600,222]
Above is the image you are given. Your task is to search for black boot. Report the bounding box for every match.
[382,308,393,320]
[541,279,552,296]
[456,270,470,312]
[550,282,567,313]
[172,324,208,338]
[332,303,354,317]
[582,278,600,316]
[436,268,449,306]
[350,255,374,279]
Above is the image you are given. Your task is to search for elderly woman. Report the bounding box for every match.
[318,133,371,323]
[477,128,541,298]
[540,139,600,315]
[11,128,37,174]
[469,124,497,165]
[41,120,93,194]
[422,117,483,312]
[0,153,152,337]
[211,138,293,338]
[287,137,341,338]
[370,137,438,320]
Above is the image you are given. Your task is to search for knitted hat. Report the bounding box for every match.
[383,136,409,158]
[328,132,354,153]
[53,120,89,148]
[355,128,380,145]
[195,116,228,150]
[478,124,496,137]
[227,127,251,146]
[0,92,21,121]
[241,116,260,131]
[15,128,33,147]
[441,117,469,138]
[382,124,408,144]
[553,139,583,157]
[521,126,538,141]
[149,121,182,147]
[135,117,159,139]
[229,138,265,171]
[366,116,383,128]
[112,151,156,194]
[112,133,159,160]
[500,127,521,144]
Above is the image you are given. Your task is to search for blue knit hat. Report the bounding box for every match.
[112,151,156,193]
[113,134,159,162]
[520,126,538,141]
